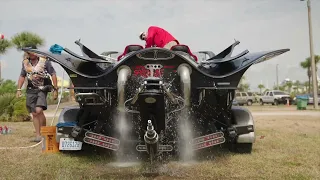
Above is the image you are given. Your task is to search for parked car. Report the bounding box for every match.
[235,92,255,106]
[232,99,239,106]
[259,90,293,105]
[247,91,260,103]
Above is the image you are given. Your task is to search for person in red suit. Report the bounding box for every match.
[139,26,179,49]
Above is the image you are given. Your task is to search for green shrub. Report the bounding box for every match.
[0,93,15,115]
[0,80,17,95]
[12,96,31,122]
[0,93,31,122]
[290,92,297,99]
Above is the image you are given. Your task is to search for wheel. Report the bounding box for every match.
[259,99,264,105]
[230,143,253,154]
[247,100,253,106]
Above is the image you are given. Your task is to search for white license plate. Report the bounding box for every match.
[59,138,83,150]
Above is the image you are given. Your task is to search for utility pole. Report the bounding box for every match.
[276,64,279,90]
[300,0,318,108]
[304,0,318,109]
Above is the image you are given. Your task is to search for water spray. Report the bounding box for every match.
[115,65,132,162]
[177,63,195,162]
[177,63,192,107]
[117,65,131,112]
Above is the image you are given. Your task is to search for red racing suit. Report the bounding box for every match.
[145,26,179,48]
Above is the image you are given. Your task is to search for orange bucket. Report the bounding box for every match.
[40,126,59,153]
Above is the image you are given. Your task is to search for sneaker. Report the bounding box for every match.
[30,137,42,142]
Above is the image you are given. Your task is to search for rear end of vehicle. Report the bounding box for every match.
[275,96,292,105]
[55,106,83,151]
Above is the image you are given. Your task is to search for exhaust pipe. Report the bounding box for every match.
[117,65,131,111]
[144,120,159,155]
[177,64,192,107]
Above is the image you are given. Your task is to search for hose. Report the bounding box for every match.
[0,71,65,150]
[50,71,64,126]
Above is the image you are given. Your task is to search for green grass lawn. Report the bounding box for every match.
[0,106,319,180]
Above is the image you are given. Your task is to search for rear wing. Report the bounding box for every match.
[74,39,105,60]
[199,48,290,75]
[209,40,240,60]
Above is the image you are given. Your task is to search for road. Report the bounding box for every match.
[251,111,320,117]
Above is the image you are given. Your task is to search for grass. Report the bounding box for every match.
[0,104,319,180]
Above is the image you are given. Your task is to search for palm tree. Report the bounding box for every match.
[263,88,270,94]
[242,84,250,91]
[0,39,12,54]
[10,31,45,89]
[303,81,309,93]
[300,55,320,93]
[286,81,293,93]
[258,84,265,94]
[10,31,45,50]
[238,76,250,91]
[293,80,301,93]
[278,85,285,91]
[0,39,12,80]
[240,76,246,82]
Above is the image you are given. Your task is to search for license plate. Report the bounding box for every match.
[59,138,83,150]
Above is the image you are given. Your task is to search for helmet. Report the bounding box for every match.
[139,32,146,40]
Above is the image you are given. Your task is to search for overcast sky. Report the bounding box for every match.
[0,0,319,91]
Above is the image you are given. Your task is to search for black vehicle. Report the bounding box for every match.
[22,40,289,162]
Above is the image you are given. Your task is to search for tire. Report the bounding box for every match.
[230,143,253,154]
[259,99,264,105]
[247,100,253,106]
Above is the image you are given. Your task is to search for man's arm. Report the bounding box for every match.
[45,60,58,90]
[17,63,26,90]
[51,74,58,90]
[145,27,156,48]
[17,76,25,90]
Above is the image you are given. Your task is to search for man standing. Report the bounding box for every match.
[16,45,58,142]
[139,26,179,49]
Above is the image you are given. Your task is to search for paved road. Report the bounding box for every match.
[251,111,320,117]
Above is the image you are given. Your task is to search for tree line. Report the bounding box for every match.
[237,55,319,95]
[0,31,45,55]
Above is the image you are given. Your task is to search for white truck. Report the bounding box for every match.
[259,90,292,105]
[235,92,255,106]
